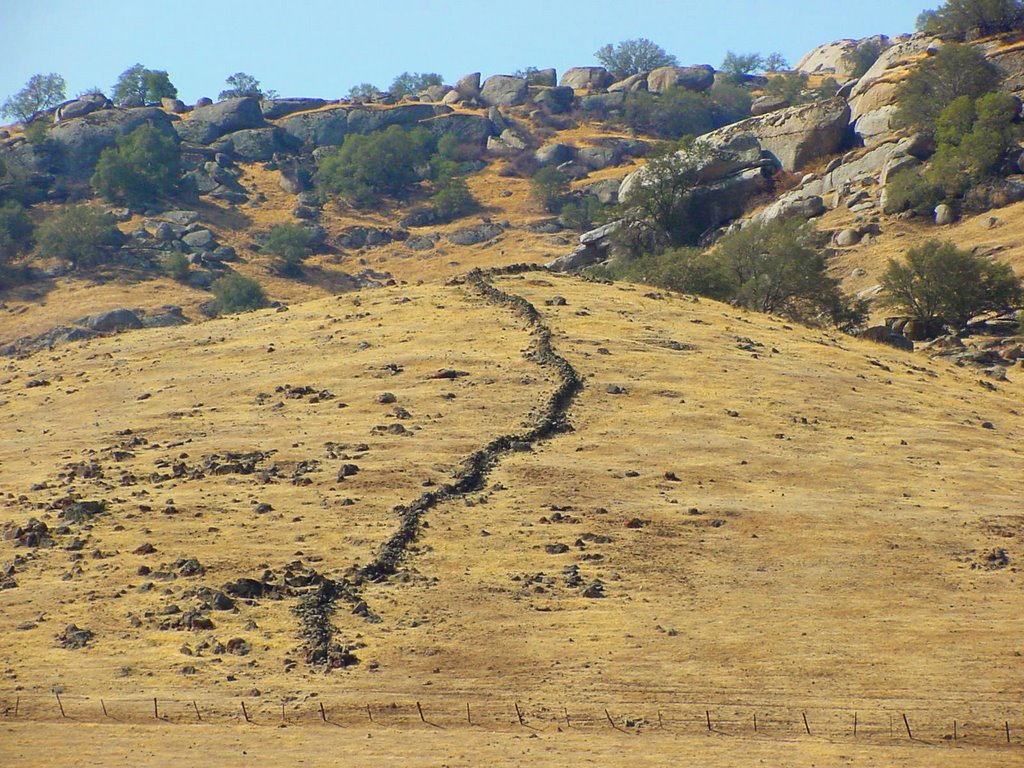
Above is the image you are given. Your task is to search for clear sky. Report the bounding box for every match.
[2,0,930,105]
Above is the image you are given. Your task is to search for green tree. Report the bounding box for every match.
[263,222,316,275]
[110,64,178,106]
[36,205,123,269]
[317,125,434,206]
[211,273,269,314]
[886,90,1020,213]
[218,72,275,100]
[720,52,764,80]
[917,0,1023,38]
[389,72,444,98]
[91,123,181,207]
[1,73,66,122]
[762,53,790,72]
[881,239,1021,329]
[716,219,862,324]
[895,42,1000,132]
[616,140,715,251]
[347,83,382,101]
[432,175,477,221]
[530,166,570,213]
[594,38,678,79]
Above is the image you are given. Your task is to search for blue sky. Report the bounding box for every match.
[2,0,929,105]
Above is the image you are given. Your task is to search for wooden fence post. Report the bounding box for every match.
[366,704,373,723]
[241,701,251,723]
[803,712,811,736]
[514,702,525,726]
[101,699,108,718]
[706,710,712,731]
[319,702,326,722]
[192,701,201,721]
[854,712,858,737]
[902,713,913,740]
[153,697,159,720]
[55,692,65,718]
[416,701,426,723]
[467,702,472,726]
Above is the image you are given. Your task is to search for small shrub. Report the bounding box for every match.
[621,88,714,139]
[162,251,190,282]
[211,273,268,314]
[263,222,316,275]
[763,72,810,106]
[881,239,1021,329]
[843,39,886,78]
[708,82,753,126]
[432,176,477,221]
[530,166,570,213]
[559,197,605,231]
[884,168,947,214]
[91,123,181,207]
[0,201,34,260]
[36,205,123,269]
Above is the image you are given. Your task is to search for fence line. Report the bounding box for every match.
[1,692,1020,748]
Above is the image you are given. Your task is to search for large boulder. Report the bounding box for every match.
[47,107,179,179]
[173,97,266,145]
[480,75,528,107]
[347,104,450,134]
[455,72,482,99]
[702,98,852,172]
[425,113,496,145]
[210,127,294,161]
[279,106,350,147]
[54,94,111,123]
[746,191,826,226]
[559,67,612,91]
[849,35,942,133]
[795,36,894,79]
[533,86,576,113]
[260,98,327,119]
[608,73,649,93]
[526,68,558,87]
[618,131,769,205]
[647,65,715,94]
[79,308,143,333]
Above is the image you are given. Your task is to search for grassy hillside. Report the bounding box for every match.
[2,272,1021,765]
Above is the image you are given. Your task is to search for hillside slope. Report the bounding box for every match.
[2,272,1021,765]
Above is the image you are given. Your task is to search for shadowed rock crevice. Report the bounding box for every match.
[296,264,583,669]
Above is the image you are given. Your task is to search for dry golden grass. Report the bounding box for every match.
[1,273,1022,766]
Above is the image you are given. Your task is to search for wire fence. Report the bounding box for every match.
[2,692,1021,749]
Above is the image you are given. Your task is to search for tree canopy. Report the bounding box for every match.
[917,0,1024,38]
[219,72,275,100]
[895,42,1001,132]
[1,73,66,122]
[111,64,177,107]
[594,38,678,80]
[91,124,181,207]
[881,239,1021,329]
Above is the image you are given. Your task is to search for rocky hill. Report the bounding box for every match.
[2,23,1024,768]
